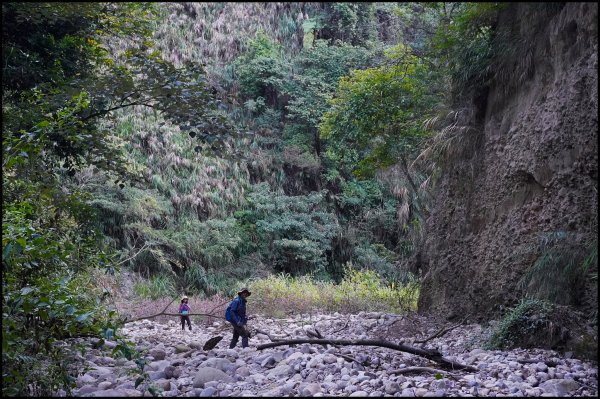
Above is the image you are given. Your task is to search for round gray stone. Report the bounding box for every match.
[193,367,234,388]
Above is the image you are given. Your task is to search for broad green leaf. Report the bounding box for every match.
[76,312,90,322]
[135,376,145,388]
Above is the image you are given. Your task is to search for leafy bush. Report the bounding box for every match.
[518,231,598,307]
[353,243,406,284]
[234,30,289,104]
[320,43,435,179]
[484,298,554,350]
[2,269,120,396]
[243,183,340,275]
[249,267,419,317]
[284,40,375,129]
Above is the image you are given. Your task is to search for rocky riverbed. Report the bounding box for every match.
[64,312,597,397]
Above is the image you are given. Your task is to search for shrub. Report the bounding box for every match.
[249,267,419,317]
[518,231,597,307]
[484,298,554,350]
[245,183,340,275]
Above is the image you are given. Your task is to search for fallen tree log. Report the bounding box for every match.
[256,338,477,371]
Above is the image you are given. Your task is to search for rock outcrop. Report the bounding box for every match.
[418,3,598,320]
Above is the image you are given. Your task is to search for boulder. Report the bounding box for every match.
[384,381,401,394]
[77,385,98,395]
[268,365,292,379]
[150,349,166,361]
[193,367,234,388]
[90,389,142,397]
[280,352,304,366]
[89,366,114,377]
[148,371,166,381]
[199,386,218,397]
[301,382,321,396]
[77,373,96,387]
[154,379,172,391]
[539,379,580,396]
[148,360,170,372]
[200,358,233,372]
[175,344,191,354]
[261,355,277,368]
[97,381,113,390]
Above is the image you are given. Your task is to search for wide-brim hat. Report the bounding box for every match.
[238,287,251,296]
[181,295,189,301]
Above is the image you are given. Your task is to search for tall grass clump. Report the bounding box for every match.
[133,273,177,300]
[517,231,597,308]
[249,268,419,317]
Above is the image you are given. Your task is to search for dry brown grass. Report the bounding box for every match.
[116,295,230,326]
[91,268,230,326]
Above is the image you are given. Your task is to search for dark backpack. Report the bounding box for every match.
[225,299,234,322]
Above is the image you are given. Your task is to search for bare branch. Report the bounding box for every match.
[389,366,461,380]
[160,297,177,314]
[115,242,151,266]
[331,316,351,334]
[207,299,231,315]
[81,101,155,121]
[254,328,287,342]
[517,358,561,367]
[333,352,366,366]
[415,315,469,346]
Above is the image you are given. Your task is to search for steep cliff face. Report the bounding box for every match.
[418,3,598,320]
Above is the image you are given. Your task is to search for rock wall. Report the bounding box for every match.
[418,3,598,320]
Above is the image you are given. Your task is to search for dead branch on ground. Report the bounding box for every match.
[330,315,351,334]
[388,315,405,327]
[516,358,560,367]
[333,352,373,367]
[414,315,469,346]
[256,338,477,371]
[388,366,460,380]
[254,328,288,341]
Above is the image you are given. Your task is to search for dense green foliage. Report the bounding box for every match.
[4,3,518,307]
[484,298,554,350]
[2,2,221,395]
[80,2,424,295]
[4,2,595,394]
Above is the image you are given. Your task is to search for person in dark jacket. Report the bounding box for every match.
[225,287,251,348]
